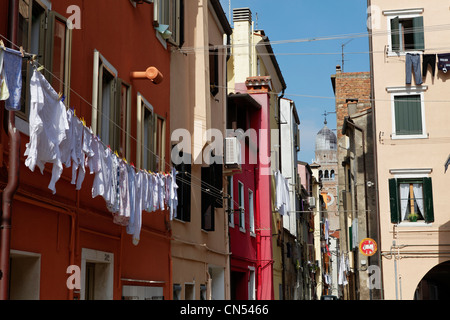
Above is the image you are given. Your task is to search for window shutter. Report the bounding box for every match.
[389,178,400,223]
[422,177,434,223]
[201,166,215,231]
[391,16,400,52]
[211,162,223,208]
[175,158,191,222]
[412,16,425,50]
[394,95,422,135]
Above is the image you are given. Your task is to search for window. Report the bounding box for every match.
[17,0,72,119]
[173,149,191,222]
[389,177,434,224]
[153,0,184,47]
[393,94,425,137]
[390,16,424,52]
[185,283,194,300]
[92,50,123,151]
[248,189,255,235]
[228,176,234,227]
[118,81,131,159]
[209,46,219,96]
[238,181,245,232]
[137,94,165,172]
[122,285,163,300]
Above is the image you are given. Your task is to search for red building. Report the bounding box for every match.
[227,78,274,300]
[0,0,172,300]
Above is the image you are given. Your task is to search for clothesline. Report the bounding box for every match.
[1,45,181,247]
[0,33,230,207]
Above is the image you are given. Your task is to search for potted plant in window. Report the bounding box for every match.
[408,213,418,222]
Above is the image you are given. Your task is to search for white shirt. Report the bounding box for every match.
[24,69,69,194]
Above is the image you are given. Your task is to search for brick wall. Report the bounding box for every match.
[332,67,371,140]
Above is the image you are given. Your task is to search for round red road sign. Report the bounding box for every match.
[359,238,377,256]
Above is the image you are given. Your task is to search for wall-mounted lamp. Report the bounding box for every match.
[130,66,163,84]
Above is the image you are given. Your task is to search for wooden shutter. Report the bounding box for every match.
[412,16,425,50]
[422,177,434,223]
[389,178,400,223]
[394,95,422,135]
[391,16,400,52]
[201,166,215,231]
[211,162,223,208]
[175,160,191,222]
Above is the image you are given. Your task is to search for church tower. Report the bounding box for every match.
[314,116,339,231]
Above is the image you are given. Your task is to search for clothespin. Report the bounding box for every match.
[61,94,66,102]
[58,92,63,100]
[0,40,5,49]
[80,117,86,127]
[19,46,24,57]
[114,150,119,157]
[36,65,44,72]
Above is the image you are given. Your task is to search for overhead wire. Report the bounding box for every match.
[0,33,230,205]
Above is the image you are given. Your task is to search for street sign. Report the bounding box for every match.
[359,238,377,256]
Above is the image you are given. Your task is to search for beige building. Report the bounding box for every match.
[169,0,232,300]
[368,0,450,300]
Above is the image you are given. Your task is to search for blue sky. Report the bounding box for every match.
[220,0,370,163]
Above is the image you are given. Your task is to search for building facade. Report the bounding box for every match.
[169,0,232,300]
[331,66,380,300]
[227,7,286,300]
[368,0,450,300]
[0,0,173,300]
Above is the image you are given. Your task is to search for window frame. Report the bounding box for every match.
[153,0,184,48]
[248,188,255,236]
[238,181,245,233]
[173,149,191,223]
[388,172,434,225]
[388,87,427,140]
[385,8,424,56]
[91,50,120,151]
[228,176,234,228]
[15,0,72,127]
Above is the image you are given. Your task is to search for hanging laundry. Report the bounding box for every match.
[0,49,9,101]
[1,47,23,111]
[92,142,113,206]
[24,69,69,194]
[70,116,85,188]
[107,153,120,214]
[115,159,130,226]
[170,167,179,220]
[129,170,143,246]
[275,171,291,216]
[405,53,422,85]
[59,109,74,168]
[158,173,166,211]
[127,164,136,232]
[437,53,450,73]
[77,126,95,190]
[422,54,436,78]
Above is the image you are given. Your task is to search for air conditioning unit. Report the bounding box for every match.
[224,137,241,169]
[308,196,316,208]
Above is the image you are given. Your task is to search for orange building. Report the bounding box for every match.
[0,0,172,300]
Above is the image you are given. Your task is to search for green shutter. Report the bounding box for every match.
[394,95,422,135]
[391,16,400,52]
[389,178,400,223]
[412,16,425,50]
[422,177,434,223]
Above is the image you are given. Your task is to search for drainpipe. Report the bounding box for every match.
[0,0,20,300]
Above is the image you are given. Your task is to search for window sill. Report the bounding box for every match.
[391,133,428,140]
[397,221,432,227]
[239,227,246,233]
[250,231,256,238]
[387,50,424,57]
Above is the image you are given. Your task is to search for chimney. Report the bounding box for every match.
[233,7,252,23]
[336,65,342,74]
